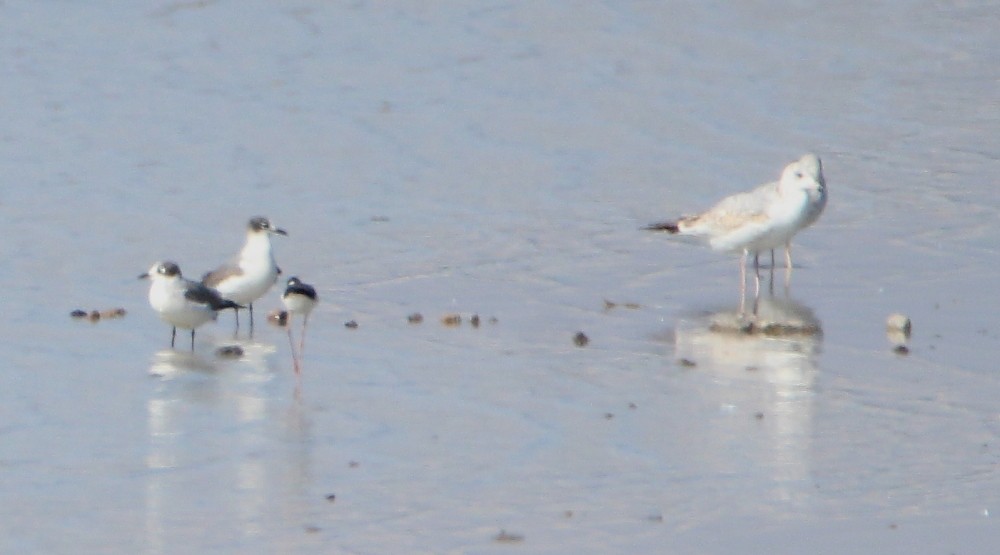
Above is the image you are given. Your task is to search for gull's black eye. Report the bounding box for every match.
[795,171,803,179]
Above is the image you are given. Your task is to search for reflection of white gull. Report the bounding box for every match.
[144,348,282,550]
[675,297,821,388]
[147,349,218,378]
[140,261,242,350]
[673,296,822,497]
[147,343,276,379]
[646,154,827,300]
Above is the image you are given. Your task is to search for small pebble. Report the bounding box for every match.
[677,358,697,368]
[325,494,336,502]
[71,309,88,319]
[268,309,289,327]
[893,344,910,355]
[488,316,499,324]
[100,308,127,319]
[470,314,480,328]
[88,310,101,322]
[344,320,358,329]
[494,530,524,543]
[304,525,321,534]
[886,313,912,337]
[215,345,244,359]
[441,313,462,326]
[603,299,641,310]
[755,412,765,420]
[573,331,589,347]
[407,312,423,324]
[604,412,614,420]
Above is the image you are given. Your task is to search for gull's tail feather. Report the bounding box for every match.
[644,221,680,233]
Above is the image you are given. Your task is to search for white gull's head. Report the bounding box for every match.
[779,153,825,195]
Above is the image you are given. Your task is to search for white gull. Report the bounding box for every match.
[646,154,827,302]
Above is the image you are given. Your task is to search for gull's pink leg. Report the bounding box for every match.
[784,242,793,290]
[753,252,761,298]
[739,250,748,314]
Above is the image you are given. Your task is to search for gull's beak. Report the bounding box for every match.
[272,227,288,236]
[138,272,150,280]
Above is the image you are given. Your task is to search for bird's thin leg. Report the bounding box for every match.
[753,251,761,298]
[190,329,195,351]
[287,323,300,375]
[299,313,309,354]
[171,327,177,348]
[739,250,747,315]
[248,303,255,337]
[768,250,776,295]
[233,307,240,337]
[784,242,793,292]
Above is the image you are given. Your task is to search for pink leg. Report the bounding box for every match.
[784,242,793,289]
[287,324,300,375]
[753,252,761,298]
[299,313,309,354]
[739,250,747,314]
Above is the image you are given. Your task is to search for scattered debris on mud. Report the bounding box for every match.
[215,345,244,359]
[70,307,127,322]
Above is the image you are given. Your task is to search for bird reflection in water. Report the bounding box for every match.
[673,294,822,501]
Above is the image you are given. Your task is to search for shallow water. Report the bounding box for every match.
[2,1,999,553]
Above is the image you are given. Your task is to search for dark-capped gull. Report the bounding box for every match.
[140,261,242,350]
[202,216,287,334]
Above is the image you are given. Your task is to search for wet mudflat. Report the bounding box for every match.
[1,1,999,553]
